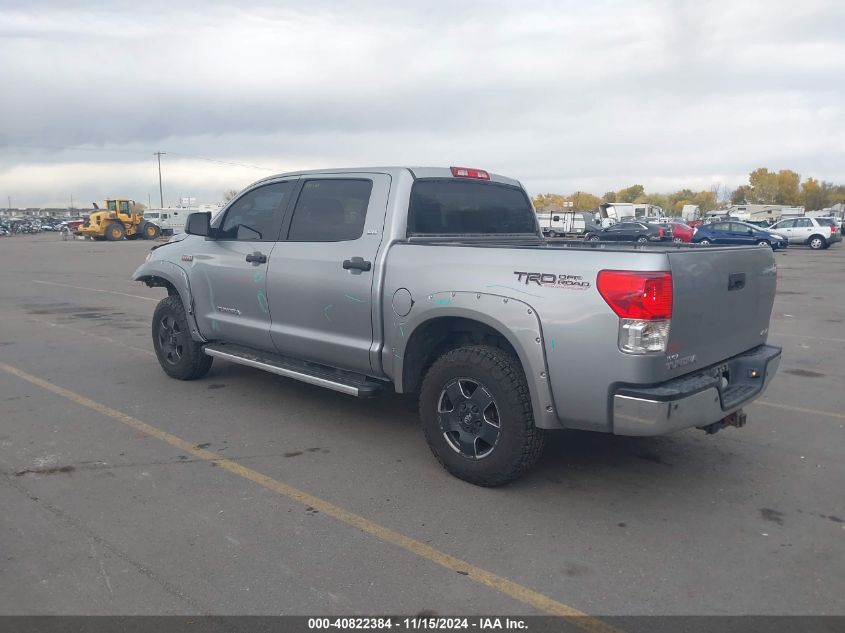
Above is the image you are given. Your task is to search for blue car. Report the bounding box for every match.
[692,220,788,250]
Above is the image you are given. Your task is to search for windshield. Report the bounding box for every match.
[408,179,537,235]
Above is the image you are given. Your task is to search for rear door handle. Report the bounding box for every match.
[245,251,267,264]
[342,257,372,272]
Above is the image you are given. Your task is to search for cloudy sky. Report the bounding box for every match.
[1,0,843,208]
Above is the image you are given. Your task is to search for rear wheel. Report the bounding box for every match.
[548,230,557,238]
[808,235,826,250]
[152,295,213,380]
[420,345,546,487]
[636,236,649,244]
[673,236,683,243]
[587,235,600,242]
[699,238,712,245]
[105,223,125,241]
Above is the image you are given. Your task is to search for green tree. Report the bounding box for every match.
[617,184,645,203]
[570,191,602,212]
[602,191,616,203]
[731,185,752,205]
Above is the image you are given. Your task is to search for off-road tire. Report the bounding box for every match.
[152,295,213,380]
[420,345,546,487]
[105,222,125,241]
[142,222,161,240]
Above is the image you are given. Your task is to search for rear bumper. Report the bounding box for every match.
[612,344,782,436]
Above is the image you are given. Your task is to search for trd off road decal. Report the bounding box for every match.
[513,271,591,290]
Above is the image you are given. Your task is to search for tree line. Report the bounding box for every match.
[532,168,845,215]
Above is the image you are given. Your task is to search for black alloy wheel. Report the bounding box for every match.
[437,378,501,460]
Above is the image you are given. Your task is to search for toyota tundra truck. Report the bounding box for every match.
[133,166,781,486]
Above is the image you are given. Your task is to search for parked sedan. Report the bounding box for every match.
[692,221,787,250]
[648,219,694,243]
[768,217,841,250]
[584,221,672,243]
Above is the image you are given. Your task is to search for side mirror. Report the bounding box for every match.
[747,229,753,235]
[552,215,560,222]
[185,212,211,237]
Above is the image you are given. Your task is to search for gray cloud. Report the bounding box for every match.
[1,0,843,207]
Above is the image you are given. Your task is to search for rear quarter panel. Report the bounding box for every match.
[382,243,677,432]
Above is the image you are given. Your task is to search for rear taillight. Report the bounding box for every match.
[597,271,673,354]
[450,166,490,180]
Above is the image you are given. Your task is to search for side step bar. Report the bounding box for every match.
[203,343,386,398]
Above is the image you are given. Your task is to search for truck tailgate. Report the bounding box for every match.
[666,246,777,372]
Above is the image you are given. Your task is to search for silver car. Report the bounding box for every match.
[769,217,841,249]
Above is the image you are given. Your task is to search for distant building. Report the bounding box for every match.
[724,204,805,221]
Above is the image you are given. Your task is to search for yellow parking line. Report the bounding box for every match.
[32,280,157,302]
[757,399,845,420]
[0,362,619,633]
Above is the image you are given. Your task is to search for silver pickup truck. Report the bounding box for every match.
[133,166,782,486]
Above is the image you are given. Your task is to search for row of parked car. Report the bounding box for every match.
[581,216,841,250]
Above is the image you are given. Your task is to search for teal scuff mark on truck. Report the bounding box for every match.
[344,294,366,303]
[257,290,269,314]
[323,304,333,322]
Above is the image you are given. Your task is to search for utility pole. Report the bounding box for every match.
[153,151,166,208]
[148,193,152,209]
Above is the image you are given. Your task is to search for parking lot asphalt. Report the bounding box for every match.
[1,235,843,619]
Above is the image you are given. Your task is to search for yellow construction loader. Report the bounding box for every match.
[76,198,161,241]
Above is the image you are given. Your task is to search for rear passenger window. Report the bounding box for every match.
[218,181,292,241]
[408,180,536,235]
[287,179,372,242]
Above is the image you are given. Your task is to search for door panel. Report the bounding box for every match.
[267,174,391,375]
[191,240,277,349]
[190,180,296,349]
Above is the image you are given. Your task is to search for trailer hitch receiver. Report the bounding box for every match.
[698,409,747,435]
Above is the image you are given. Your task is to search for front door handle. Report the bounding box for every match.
[245,251,267,265]
[342,257,372,272]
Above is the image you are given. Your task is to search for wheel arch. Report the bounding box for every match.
[389,293,562,429]
[132,259,206,342]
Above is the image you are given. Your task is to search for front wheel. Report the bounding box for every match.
[420,345,546,487]
[105,222,125,241]
[587,235,600,242]
[673,236,683,243]
[699,238,712,245]
[636,236,649,243]
[152,295,213,380]
[756,240,772,248]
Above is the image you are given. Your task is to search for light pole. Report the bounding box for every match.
[154,152,166,207]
